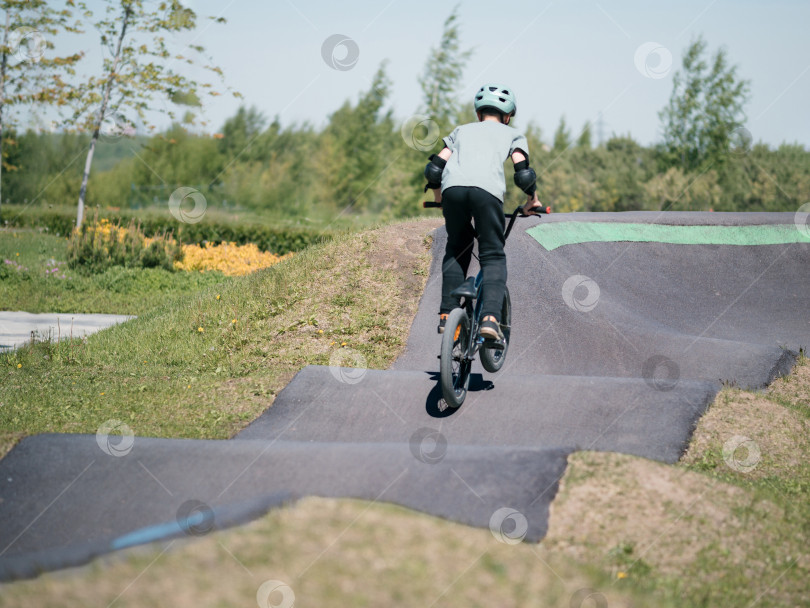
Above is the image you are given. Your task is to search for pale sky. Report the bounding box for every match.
[34,0,810,147]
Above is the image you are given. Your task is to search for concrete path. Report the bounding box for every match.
[0,311,133,351]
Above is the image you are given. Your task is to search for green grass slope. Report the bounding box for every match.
[0,219,438,455]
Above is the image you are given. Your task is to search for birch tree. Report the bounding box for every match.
[71,0,237,227]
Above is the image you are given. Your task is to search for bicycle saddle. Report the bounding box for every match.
[450,277,477,299]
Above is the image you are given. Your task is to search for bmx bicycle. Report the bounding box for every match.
[423,200,550,408]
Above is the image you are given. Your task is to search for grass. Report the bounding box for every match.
[0,219,439,456]
[546,352,810,607]
[0,498,664,608]
[0,221,807,606]
[0,228,228,314]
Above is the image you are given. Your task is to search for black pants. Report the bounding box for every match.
[440,186,506,321]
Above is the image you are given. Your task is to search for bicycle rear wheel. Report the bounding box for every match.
[480,287,511,373]
[440,307,472,408]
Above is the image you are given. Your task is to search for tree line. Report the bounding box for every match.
[5,105,807,221]
[1,4,808,224]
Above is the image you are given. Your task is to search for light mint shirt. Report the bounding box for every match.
[441,121,529,202]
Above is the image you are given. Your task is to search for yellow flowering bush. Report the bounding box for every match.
[68,214,290,276]
[174,242,293,276]
[68,216,181,273]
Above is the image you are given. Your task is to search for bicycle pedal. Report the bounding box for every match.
[483,338,506,350]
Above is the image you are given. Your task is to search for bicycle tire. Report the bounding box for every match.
[480,288,511,373]
[440,307,472,408]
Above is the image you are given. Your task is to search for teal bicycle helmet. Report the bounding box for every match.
[474,84,517,117]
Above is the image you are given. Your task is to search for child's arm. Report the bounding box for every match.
[511,150,542,214]
[511,150,528,164]
[425,147,453,203]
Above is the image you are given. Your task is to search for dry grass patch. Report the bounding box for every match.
[546,452,785,572]
[543,356,810,607]
[0,497,656,608]
[210,218,439,433]
[766,353,810,409]
[682,353,809,481]
[681,388,810,480]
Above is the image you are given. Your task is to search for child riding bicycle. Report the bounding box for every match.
[424,84,544,343]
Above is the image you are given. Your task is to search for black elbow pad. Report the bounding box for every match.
[424,154,446,192]
[514,162,537,195]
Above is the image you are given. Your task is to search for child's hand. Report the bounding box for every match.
[522,193,542,215]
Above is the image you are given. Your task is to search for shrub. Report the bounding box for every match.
[67,215,181,274]
[3,205,335,254]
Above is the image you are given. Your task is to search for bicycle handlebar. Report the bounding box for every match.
[424,201,551,241]
[422,201,551,215]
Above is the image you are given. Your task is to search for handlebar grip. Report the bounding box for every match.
[424,201,551,214]
[521,205,552,215]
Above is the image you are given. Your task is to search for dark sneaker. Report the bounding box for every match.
[437,313,448,334]
[479,318,505,344]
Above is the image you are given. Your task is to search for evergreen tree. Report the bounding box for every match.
[577,121,592,149]
[320,64,393,213]
[553,116,571,151]
[418,5,472,132]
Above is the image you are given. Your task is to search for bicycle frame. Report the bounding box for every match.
[462,272,485,359]
[438,203,549,358]
[425,200,550,407]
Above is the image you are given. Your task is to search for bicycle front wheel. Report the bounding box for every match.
[440,307,472,408]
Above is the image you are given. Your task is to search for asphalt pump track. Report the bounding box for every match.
[1,211,808,580]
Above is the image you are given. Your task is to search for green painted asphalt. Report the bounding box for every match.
[527,222,809,251]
